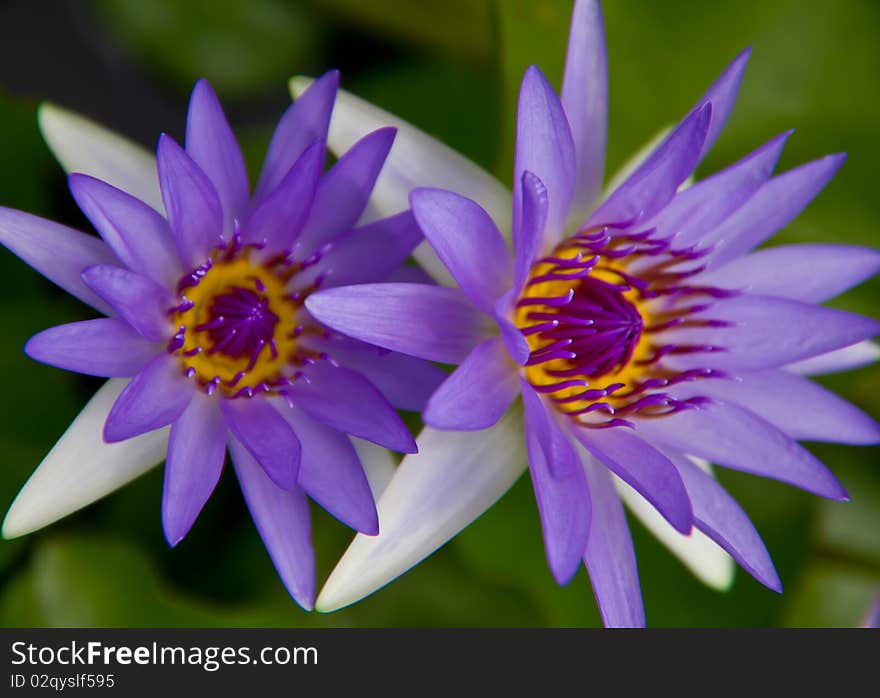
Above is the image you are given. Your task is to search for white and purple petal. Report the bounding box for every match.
[2,380,168,538]
[316,406,527,612]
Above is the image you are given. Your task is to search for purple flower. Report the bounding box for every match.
[0,73,445,610]
[301,1,880,625]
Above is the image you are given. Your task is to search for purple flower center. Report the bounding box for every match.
[164,236,329,398]
[200,286,281,362]
[516,226,733,427]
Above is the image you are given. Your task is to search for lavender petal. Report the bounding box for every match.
[103,353,194,442]
[579,447,645,628]
[634,399,849,501]
[588,103,712,228]
[220,396,301,491]
[157,134,224,268]
[305,283,494,364]
[162,394,226,546]
[273,400,378,535]
[287,361,416,454]
[574,425,693,534]
[185,79,250,239]
[521,380,591,585]
[0,205,119,314]
[26,318,159,378]
[229,436,315,610]
[81,265,173,342]
[296,127,396,256]
[424,337,519,431]
[254,70,338,205]
[513,65,576,248]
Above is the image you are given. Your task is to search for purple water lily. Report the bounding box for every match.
[302,0,880,625]
[0,73,445,610]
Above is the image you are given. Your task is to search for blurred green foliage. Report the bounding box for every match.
[0,0,877,627]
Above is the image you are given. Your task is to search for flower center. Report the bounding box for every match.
[515,227,729,426]
[166,238,317,397]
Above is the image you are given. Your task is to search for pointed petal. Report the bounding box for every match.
[296,127,396,255]
[613,473,734,592]
[304,336,446,411]
[589,103,712,227]
[695,243,880,304]
[692,48,751,162]
[162,393,226,545]
[633,400,849,501]
[513,171,549,293]
[157,134,224,268]
[663,294,880,372]
[273,400,378,535]
[104,354,194,442]
[786,341,880,376]
[229,436,315,610]
[514,66,576,248]
[290,76,511,285]
[255,70,338,205]
[2,379,168,539]
[574,426,693,534]
[648,130,790,247]
[656,447,781,592]
[220,396,300,491]
[315,406,527,611]
[410,188,513,313]
[185,79,249,237]
[705,154,846,268]
[561,0,608,218]
[68,173,181,287]
[241,140,323,250]
[25,318,159,377]
[289,76,511,230]
[287,361,416,454]
[601,126,672,201]
[311,210,423,290]
[669,371,880,445]
[424,337,519,431]
[578,447,645,627]
[351,437,397,501]
[521,381,591,584]
[305,283,494,364]
[0,206,119,314]
[81,265,173,342]
[38,103,163,212]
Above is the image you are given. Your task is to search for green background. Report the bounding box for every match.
[0,0,877,627]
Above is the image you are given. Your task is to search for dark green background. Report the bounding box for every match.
[0,0,877,627]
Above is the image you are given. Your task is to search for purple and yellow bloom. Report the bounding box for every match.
[0,73,444,610]
[303,0,880,625]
